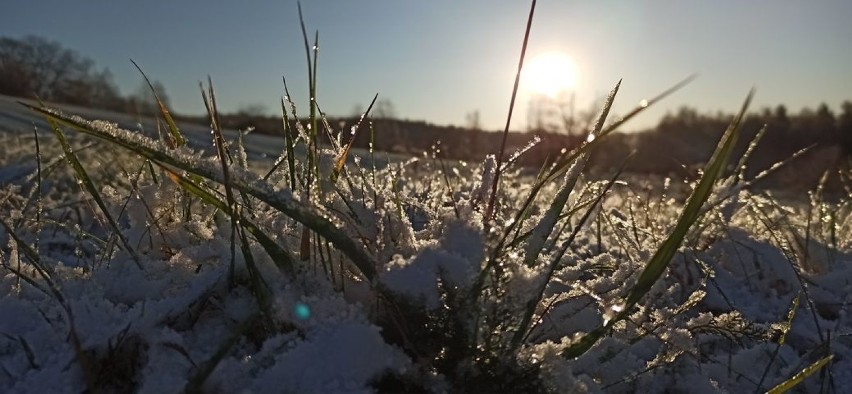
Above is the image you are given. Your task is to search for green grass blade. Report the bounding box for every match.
[262,95,295,183]
[562,90,754,359]
[283,79,298,190]
[766,354,833,394]
[130,59,185,148]
[298,2,319,187]
[624,90,752,307]
[43,113,143,269]
[757,293,801,390]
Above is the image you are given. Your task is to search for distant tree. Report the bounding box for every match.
[772,105,790,130]
[130,79,170,107]
[526,94,558,132]
[838,101,852,157]
[121,78,172,117]
[374,98,396,119]
[526,92,596,136]
[465,110,481,130]
[0,35,121,108]
[815,103,836,133]
[236,103,268,118]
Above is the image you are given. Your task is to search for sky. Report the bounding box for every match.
[2,1,851,132]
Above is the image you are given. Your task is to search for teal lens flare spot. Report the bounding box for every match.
[294,303,311,320]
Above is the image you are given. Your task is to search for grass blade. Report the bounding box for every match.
[201,78,239,285]
[331,93,378,183]
[130,59,185,148]
[766,354,833,394]
[757,293,800,391]
[484,0,537,226]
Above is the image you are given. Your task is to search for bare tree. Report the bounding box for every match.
[465,110,481,130]
[374,98,396,119]
[526,92,597,136]
[236,103,268,117]
[127,79,170,115]
[0,35,121,108]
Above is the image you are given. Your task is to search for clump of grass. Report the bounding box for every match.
[2,1,846,392]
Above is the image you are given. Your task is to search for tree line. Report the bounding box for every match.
[0,35,170,115]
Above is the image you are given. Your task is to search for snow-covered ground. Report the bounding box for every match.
[0,99,850,393]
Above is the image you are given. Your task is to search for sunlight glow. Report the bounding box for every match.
[522,51,579,98]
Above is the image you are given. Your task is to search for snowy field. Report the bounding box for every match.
[0,97,850,393]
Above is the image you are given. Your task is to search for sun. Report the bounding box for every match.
[522,51,579,98]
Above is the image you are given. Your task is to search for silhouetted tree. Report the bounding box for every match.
[838,101,852,157]
[0,35,121,108]
[526,92,598,137]
[465,110,481,130]
[126,79,171,115]
[374,98,396,119]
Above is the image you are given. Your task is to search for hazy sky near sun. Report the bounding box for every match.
[3,1,851,132]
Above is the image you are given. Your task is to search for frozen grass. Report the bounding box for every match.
[2,2,851,393]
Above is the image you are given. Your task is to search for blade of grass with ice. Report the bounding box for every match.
[522,80,619,267]
[163,168,296,274]
[130,59,185,148]
[757,293,800,390]
[0,218,96,390]
[766,354,833,394]
[42,112,142,269]
[562,90,753,359]
[331,93,378,183]
[201,78,240,284]
[510,155,629,352]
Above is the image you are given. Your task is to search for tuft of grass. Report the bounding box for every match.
[40,105,143,269]
[562,89,753,358]
[23,103,378,281]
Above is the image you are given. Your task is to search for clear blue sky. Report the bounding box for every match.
[3,1,851,132]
